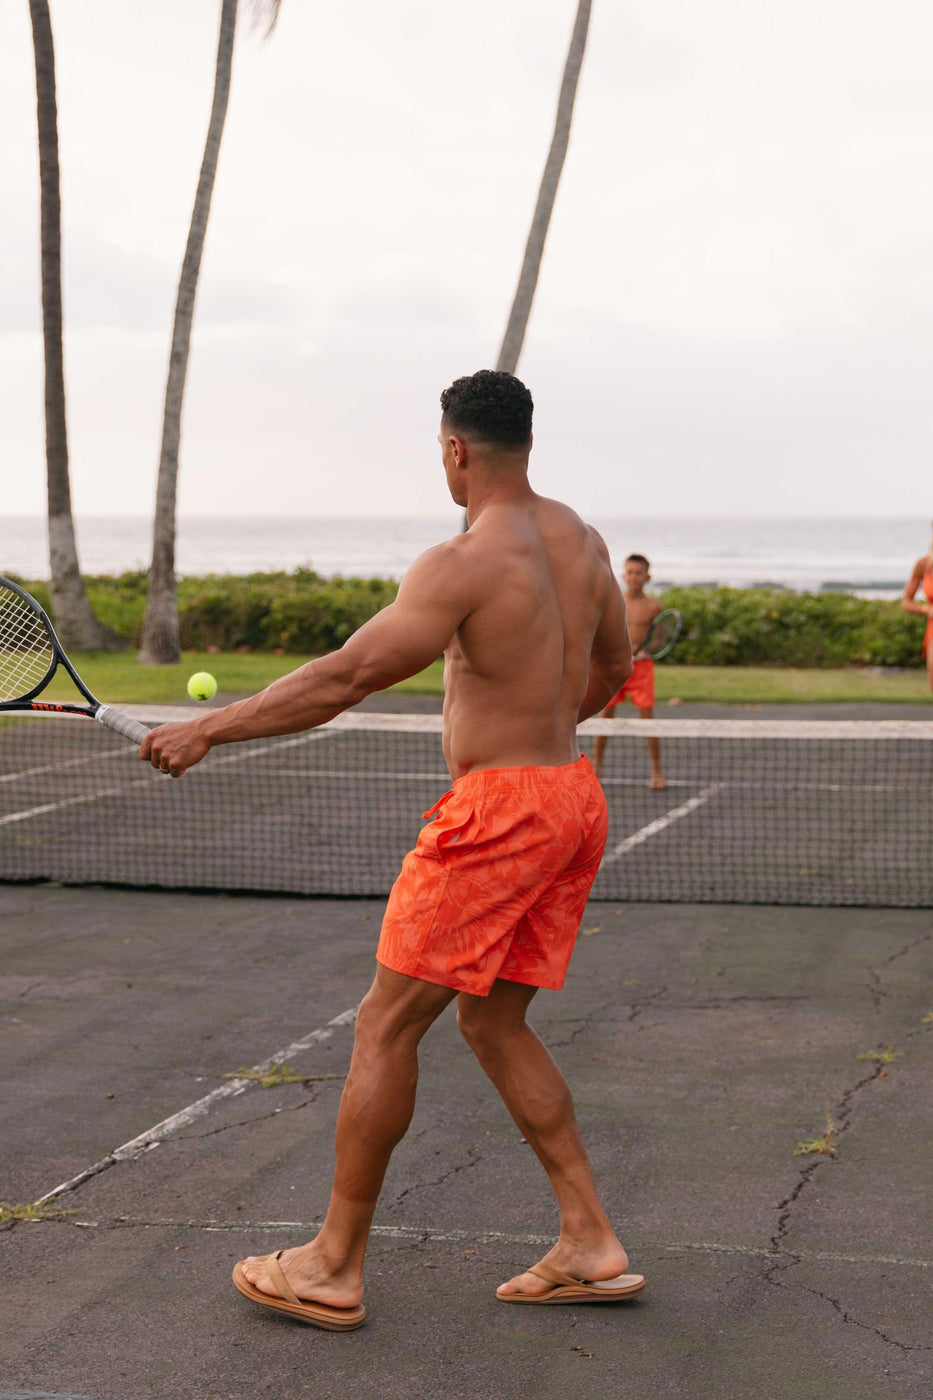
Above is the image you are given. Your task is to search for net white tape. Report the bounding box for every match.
[0,585,54,701]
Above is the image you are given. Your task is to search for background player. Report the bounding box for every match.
[592,553,666,789]
[901,526,933,695]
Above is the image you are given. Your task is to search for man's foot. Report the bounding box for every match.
[497,1239,631,1299]
[239,1241,363,1309]
[649,772,667,790]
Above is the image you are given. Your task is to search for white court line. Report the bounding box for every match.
[0,778,156,827]
[0,727,339,829]
[604,783,726,863]
[35,1004,359,1207]
[62,1216,933,1272]
[0,744,129,784]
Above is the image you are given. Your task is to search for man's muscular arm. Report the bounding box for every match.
[579,545,632,722]
[141,542,472,775]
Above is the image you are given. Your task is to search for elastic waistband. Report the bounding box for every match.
[452,753,592,791]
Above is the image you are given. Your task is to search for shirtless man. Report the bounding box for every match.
[592,554,666,789]
[140,370,644,1330]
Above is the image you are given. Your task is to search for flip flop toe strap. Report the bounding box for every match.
[264,1250,302,1306]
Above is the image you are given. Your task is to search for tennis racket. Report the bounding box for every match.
[637,608,682,661]
[0,575,149,744]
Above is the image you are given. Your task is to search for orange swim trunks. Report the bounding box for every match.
[608,655,654,709]
[377,755,608,997]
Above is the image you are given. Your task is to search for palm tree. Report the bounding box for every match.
[138,0,281,665]
[28,0,123,650]
[496,0,592,374]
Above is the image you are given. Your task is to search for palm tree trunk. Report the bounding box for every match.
[138,0,238,665]
[29,0,124,651]
[495,0,592,374]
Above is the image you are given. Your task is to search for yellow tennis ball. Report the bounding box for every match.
[187,671,217,702]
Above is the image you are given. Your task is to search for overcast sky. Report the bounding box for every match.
[2,0,932,520]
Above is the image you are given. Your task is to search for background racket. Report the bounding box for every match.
[639,608,682,661]
[0,575,149,744]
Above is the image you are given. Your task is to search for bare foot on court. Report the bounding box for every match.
[240,1242,362,1309]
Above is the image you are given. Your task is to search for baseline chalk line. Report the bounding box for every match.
[35,1004,358,1207]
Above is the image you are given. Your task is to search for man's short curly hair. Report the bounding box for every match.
[440,370,533,449]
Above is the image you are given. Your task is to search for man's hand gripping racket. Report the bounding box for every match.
[140,721,211,777]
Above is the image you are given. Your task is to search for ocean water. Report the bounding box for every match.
[2,515,929,599]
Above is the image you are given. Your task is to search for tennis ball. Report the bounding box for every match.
[187,671,217,702]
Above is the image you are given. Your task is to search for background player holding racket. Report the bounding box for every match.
[139,370,645,1330]
[593,553,679,790]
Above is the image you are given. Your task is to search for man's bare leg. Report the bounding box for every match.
[457,979,630,1296]
[640,704,666,789]
[592,701,617,779]
[241,965,455,1305]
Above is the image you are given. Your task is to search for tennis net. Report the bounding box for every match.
[1,709,931,907]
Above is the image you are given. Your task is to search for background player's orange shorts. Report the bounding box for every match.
[608,655,654,709]
[377,755,608,997]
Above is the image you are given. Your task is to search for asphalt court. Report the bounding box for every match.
[2,884,932,1400]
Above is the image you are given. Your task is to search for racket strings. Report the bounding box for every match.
[0,586,55,700]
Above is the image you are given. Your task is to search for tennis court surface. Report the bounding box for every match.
[2,704,931,1398]
[1,887,931,1399]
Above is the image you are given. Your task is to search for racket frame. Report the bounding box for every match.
[0,576,149,742]
[639,607,683,662]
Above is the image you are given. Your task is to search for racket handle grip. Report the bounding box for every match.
[96,704,150,746]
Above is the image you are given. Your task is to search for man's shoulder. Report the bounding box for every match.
[399,536,478,598]
[531,497,612,562]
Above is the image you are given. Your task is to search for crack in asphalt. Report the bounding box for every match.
[867,929,933,1019]
[627,984,668,1023]
[545,990,623,1048]
[173,1092,320,1141]
[387,1150,483,1212]
[761,928,933,1355]
[879,930,932,971]
[865,966,886,1016]
[791,1280,933,1353]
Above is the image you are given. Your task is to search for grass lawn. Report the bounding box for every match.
[654,665,931,705]
[36,652,932,706]
[39,652,447,705]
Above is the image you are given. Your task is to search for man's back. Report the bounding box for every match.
[442,495,618,776]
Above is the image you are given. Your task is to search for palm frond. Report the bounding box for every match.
[248,0,283,39]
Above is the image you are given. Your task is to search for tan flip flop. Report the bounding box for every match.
[232,1251,366,1331]
[497,1261,646,1304]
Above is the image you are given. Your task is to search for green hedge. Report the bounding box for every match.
[659,586,925,668]
[18,570,398,655]
[16,574,927,666]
